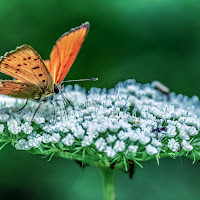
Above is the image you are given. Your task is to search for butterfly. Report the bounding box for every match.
[0,22,96,117]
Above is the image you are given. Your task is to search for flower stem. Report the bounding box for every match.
[98,167,116,200]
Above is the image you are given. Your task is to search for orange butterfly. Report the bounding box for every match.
[0,22,96,117]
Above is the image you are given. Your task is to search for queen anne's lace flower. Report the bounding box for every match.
[1,79,200,166]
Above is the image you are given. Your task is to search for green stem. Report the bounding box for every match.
[55,151,106,167]
[98,167,116,200]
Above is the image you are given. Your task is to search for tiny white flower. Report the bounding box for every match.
[42,133,51,143]
[139,134,151,145]
[104,146,117,157]
[49,133,61,143]
[58,121,71,132]
[8,125,21,135]
[168,138,180,152]
[21,122,33,135]
[128,145,138,154]
[129,129,140,142]
[188,127,198,136]
[181,140,193,151]
[166,125,177,137]
[72,125,85,138]
[95,138,107,152]
[119,120,131,130]
[106,134,117,143]
[114,140,126,152]
[62,134,75,146]
[34,116,45,124]
[118,130,129,140]
[105,99,112,107]
[146,144,158,155]
[15,139,30,150]
[179,130,190,140]
[42,125,54,133]
[23,114,32,122]
[0,114,9,122]
[81,135,93,147]
[7,118,19,127]
[109,123,120,132]
[28,138,41,148]
[151,138,163,147]
[87,130,99,139]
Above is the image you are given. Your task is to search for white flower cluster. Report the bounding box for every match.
[0,79,200,162]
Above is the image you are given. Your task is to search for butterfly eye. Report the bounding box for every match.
[53,85,60,94]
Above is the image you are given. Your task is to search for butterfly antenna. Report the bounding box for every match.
[62,78,98,83]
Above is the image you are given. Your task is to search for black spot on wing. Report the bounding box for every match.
[32,66,40,69]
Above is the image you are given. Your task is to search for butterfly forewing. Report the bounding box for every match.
[0,45,53,91]
[48,22,89,84]
[0,80,43,100]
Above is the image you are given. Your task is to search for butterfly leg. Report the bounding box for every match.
[49,96,56,122]
[61,93,71,116]
[54,99,68,119]
[17,98,29,112]
[61,93,71,110]
[31,103,42,123]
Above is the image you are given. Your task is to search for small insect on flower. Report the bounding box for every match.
[152,81,170,96]
[0,22,97,120]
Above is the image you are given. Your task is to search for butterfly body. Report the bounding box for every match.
[0,22,90,105]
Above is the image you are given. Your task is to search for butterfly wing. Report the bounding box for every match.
[0,80,43,100]
[44,60,51,71]
[0,45,53,91]
[48,22,89,84]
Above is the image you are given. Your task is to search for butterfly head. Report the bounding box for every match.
[53,84,63,95]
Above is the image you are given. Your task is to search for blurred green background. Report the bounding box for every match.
[0,0,200,199]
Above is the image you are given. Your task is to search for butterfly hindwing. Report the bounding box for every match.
[0,45,53,91]
[0,80,43,100]
[48,22,89,84]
